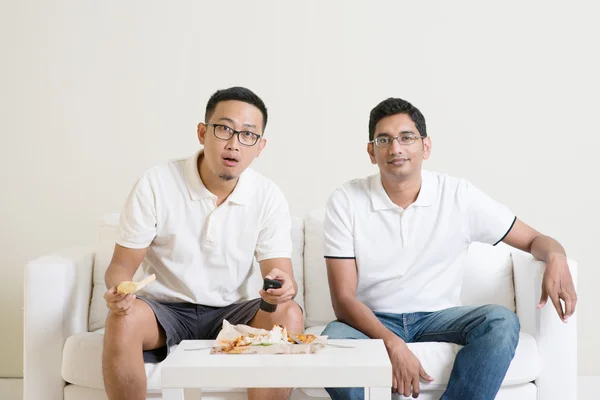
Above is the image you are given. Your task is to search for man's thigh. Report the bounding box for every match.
[412,304,518,345]
[322,312,408,341]
[136,297,199,363]
[321,320,370,339]
[199,298,263,339]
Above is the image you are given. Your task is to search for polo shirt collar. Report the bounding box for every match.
[370,170,437,211]
[413,170,436,207]
[370,175,398,211]
[227,169,254,205]
[184,151,214,201]
[184,150,254,205]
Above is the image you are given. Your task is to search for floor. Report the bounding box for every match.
[1,377,599,399]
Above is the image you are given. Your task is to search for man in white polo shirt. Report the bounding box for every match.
[322,97,577,400]
[101,87,303,400]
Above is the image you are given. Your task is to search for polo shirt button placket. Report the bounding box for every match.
[401,207,412,248]
[205,212,216,245]
[398,210,405,248]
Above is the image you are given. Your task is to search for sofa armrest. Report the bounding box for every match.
[512,251,578,400]
[24,246,95,400]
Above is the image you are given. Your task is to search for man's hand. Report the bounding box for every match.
[538,254,577,322]
[104,287,136,316]
[259,268,296,304]
[386,337,434,398]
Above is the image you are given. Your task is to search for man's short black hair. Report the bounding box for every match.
[205,86,268,131]
[368,98,427,141]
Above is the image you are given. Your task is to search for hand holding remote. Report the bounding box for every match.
[258,268,296,312]
[259,278,282,312]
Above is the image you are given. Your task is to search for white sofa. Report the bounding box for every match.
[24,210,578,400]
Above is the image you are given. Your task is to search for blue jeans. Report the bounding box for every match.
[323,305,520,400]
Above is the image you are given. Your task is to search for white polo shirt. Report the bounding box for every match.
[116,151,292,306]
[324,170,516,314]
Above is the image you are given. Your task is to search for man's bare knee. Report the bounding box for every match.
[274,301,304,331]
[104,299,165,350]
[280,301,303,320]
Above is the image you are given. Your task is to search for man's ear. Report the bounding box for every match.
[198,123,207,145]
[367,142,377,164]
[423,136,432,160]
[256,137,267,157]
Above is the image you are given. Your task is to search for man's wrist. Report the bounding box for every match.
[547,252,567,265]
[383,333,403,349]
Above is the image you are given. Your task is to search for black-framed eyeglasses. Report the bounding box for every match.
[370,134,425,147]
[206,123,262,147]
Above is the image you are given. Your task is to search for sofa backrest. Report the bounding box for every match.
[301,209,516,328]
[89,211,515,332]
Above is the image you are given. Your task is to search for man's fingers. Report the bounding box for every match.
[258,291,283,305]
[260,286,294,304]
[420,366,434,381]
[266,268,288,280]
[392,376,397,393]
[104,288,125,301]
[549,292,564,320]
[561,292,574,319]
[397,376,404,396]
[115,294,135,310]
[568,292,578,317]
[412,376,421,398]
[266,279,292,293]
[403,377,411,398]
[259,290,279,303]
[265,287,286,296]
[537,286,548,309]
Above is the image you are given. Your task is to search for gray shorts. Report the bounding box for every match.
[138,297,262,363]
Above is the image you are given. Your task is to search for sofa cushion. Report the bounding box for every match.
[89,214,305,332]
[303,210,336,327]
[302,210,516,328]
[62,330,538,392]
[460,241,515,311]
[63,382,536,400]
[301,383,537,399]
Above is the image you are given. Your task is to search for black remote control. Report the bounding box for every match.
[260,278,282,313]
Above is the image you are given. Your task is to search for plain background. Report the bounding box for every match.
[1,0,598,378]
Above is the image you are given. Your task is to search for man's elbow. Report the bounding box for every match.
[331,294,354,321]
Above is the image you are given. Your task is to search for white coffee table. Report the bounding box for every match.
[161,339,392,399]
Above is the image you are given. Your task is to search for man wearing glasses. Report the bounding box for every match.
[322,97,577,399]
[102,87,302,400]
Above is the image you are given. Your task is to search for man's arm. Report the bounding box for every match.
[502,218,577,321]
[103,244,147,315]
[326,257,433,395]
[326,258,398,343]
[258,258,298,304]
[105,244,147,289]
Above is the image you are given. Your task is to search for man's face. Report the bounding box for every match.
[367,113,431,180]
[198,100,266,181]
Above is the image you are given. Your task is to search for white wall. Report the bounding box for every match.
[1,0,598,377]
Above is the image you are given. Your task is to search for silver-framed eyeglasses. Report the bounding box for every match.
[206,123,262,146]
[370,134,425,147]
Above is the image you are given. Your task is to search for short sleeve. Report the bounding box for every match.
[116,174,157,249]
[324,188,355,258]
[255,187,292,262]
[461,180,516,245]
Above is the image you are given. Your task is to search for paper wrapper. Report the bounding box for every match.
[212,320,327,355]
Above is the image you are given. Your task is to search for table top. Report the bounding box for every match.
[161,339,392,389]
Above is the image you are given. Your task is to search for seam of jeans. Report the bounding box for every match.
[417,329,466,338]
